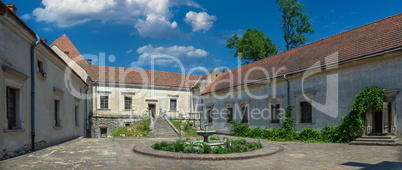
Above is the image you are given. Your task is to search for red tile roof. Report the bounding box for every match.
[201,13,402,95]
[51,34,87,65]
[81,64,201,88]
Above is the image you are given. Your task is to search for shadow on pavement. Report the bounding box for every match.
[341,161,402,170]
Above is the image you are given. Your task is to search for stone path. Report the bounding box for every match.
[153,117,178,138]
[1,136,402,169]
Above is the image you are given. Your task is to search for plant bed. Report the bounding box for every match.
[151,137,262,154]
[110,118,150,137]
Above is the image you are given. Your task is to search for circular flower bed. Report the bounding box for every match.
[152,138,262,154]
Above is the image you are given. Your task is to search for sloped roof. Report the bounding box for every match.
[202,13,402,95]
[51,34,87,65]
[81,64,201,88]
[191,73,208,88]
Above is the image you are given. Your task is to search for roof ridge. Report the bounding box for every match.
[201,12,402,95]
[88,64,202,76]
[280,12,402,55]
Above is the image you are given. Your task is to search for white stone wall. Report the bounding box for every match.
[202,52,402,137]
[0,12,88,159]
[91,83,192,118]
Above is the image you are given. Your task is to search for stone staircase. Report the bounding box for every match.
[350,134,401,146]
[152,117,178,138]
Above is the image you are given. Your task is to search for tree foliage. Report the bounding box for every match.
[277,0,314,51]
[226,27,279,65]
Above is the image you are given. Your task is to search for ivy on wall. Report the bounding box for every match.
[232,87,385,143]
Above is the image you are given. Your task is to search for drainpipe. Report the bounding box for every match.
[84,87,89,137]
[31,34,40,151]
[283,74,290,116]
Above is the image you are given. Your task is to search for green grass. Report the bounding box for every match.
[169,120,197,137]
[110,118,150,137]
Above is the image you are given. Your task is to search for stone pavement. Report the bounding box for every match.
[1,136,402,169]
[153,117,178,138]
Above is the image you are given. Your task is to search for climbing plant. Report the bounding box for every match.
[231,87,385,143]
[335,87,385,143]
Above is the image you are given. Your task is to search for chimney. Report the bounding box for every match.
[87,59,92,65]
[6,4,17,14]
[40,38,48,44]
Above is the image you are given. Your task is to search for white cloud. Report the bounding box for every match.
[32,0,204,39]
[126,49,133,54]
[131,44,208,67]
[20,13,31,20]
[42,27,53,32]
[135,14,180,38]
[184,11,216,33]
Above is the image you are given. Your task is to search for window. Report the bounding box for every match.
[74,106,78,126]
[226,108,233,123]
[300,101,312,123]
[124,97,132,110]
[170,99,177,112]
[54,100,61,126]
[241,106,248,123]
[37,60,45,76]
[207,107,213,123]
[271,104,280,123]
[6,87,18,129]
[100,96,109,109]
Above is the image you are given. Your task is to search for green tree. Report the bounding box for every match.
[226,27,278,65]
[277,0,314,51]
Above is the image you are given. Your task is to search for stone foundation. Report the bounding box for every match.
[91,115,145,138]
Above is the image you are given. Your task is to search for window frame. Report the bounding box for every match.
[225,103,234,123]
[74,105,79,126]
[124,96,132,110]
[300,101,313,123]
[54,100,61,127]
[170,99,177,112]
[239,101,249,124]
[6,86,19,129]
[100,96,109,109]
[206,105,214,123]
[270,103,281,124]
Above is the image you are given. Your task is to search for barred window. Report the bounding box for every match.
[124,97,132,110]
[170,99,177,112]
[6,87,17,129]
[100,96,109,109]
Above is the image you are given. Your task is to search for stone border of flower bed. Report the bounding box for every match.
[133,140,284,160]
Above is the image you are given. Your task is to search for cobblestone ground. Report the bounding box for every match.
[1,136,401,169]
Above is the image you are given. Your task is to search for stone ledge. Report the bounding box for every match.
[133,140,284,160]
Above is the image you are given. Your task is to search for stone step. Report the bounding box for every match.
[152,117,178,138]
[360,135,396,139]
[349,141,402,146]
[353,138,398,143]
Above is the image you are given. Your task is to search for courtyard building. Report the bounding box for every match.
[200,13,402,138]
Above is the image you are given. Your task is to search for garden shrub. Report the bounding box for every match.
[298,128,321,142]
[231,87,385,143]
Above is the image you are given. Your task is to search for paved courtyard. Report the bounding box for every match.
[1,136,402,169]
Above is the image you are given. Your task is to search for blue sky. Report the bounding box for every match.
[4,0,402,75]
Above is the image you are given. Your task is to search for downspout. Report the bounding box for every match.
[84,87,89,137]
[31,34,40,151]
[283,74,290,117]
